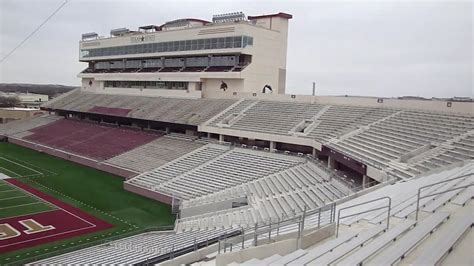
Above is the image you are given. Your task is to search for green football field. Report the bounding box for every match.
[0,142,175,265]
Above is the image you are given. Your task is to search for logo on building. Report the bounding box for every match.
[130,35,156,43]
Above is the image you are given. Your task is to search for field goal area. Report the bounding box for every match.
[0,156,46,178]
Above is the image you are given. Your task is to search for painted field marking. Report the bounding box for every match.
[0,180,102,249]
[0,189,17,193]
[0,196,29,201]
[0,167,21,178]
[0,157,43,175]
[0,202,44,210]
[2,155,57,176]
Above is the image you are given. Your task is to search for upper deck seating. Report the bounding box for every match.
[23,119,162,160]
[43,91,236,126]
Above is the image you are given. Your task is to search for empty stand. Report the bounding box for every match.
[23,119,162,160]
[30,229,238,265]
[43,91,236,126]
[0,114,61,137]
[106,135,205,173]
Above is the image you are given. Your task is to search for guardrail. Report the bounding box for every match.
[217,202,337,253]
[415,173,473,221]
[7,225,175,266]
[336,196,391,237]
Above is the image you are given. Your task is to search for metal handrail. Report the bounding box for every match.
[216,202,337,253]
[415,173,473,221]
[336,196,391,237]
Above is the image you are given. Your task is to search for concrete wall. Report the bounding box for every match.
[7,137,137,179]
[123,182,173,205]
[0,108,45,122]
[180,196,247,218]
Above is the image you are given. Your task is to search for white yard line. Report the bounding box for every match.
[0,166,21,177]
[0,157,43,175]
[0,195,29,201]
[0,202,44,210]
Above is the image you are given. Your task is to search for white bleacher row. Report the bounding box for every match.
[232,163,474,266]
[329,111,474,178]
[127,144,304,200]
[337,162,473,226]
[105,135,204,173]
[303,105,399,143]
[210,100,326,135]
[44,90,236,125]
[30,228,236,265]
[128,144,229,190]
[176,162,353,232]
[181,160,349,209]
[0,114,61,137]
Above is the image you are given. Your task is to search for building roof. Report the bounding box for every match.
[248,12,293,20]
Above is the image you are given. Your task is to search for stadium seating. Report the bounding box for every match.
[230,162,473,266]
[30,228,238,265]
[176,161,353,232]
[23,119,162,160]
[330,111,474,178]
[127,144,304,200]
[0,114,61,137]
[42,91,237,126]
[105,135,205,173]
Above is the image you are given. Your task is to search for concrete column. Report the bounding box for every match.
[269,141,276,150]
[165,127,170,134]
[328,156,336,169]
[362,175,367,189]
[219,134,224,142]
[312,148,317,157]
[207,132,211,138]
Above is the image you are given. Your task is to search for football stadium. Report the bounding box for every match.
[0,10,473,266]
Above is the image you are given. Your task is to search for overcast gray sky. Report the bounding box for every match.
[0,0,472,97]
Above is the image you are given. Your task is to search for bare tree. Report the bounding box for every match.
[0,96,21,107]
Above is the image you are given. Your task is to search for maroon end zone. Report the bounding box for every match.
[0,179,113,253]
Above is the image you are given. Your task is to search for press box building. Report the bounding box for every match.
[78,12,292,98]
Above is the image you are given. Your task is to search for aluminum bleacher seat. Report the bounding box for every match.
[366,212,450,266]
[106,135,204,173]
[307,225,386,265]
[337,219,416,265]
[411,205,473,266]
[287,232,357,265]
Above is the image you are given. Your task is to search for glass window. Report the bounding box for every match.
[225,37,233,48]
[179,40,185,51]
[211,38,218,49]
[197,39,204,50]
[217,37,225,49]
[185,40,191,50]
[204,39,211,49]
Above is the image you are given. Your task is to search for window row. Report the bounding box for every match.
[104,81,188,90]
[81,35,253,58]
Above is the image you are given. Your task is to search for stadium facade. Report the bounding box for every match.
[0,11,472,266]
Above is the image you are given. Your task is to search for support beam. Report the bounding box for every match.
[328,156,336,169]
[219,134,224,142]
[269,141,276,150]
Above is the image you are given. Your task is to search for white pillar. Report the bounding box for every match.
[362,175,367,189]
[219,134,224,142]
[269,141,276,150]
[328,156,336,169]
